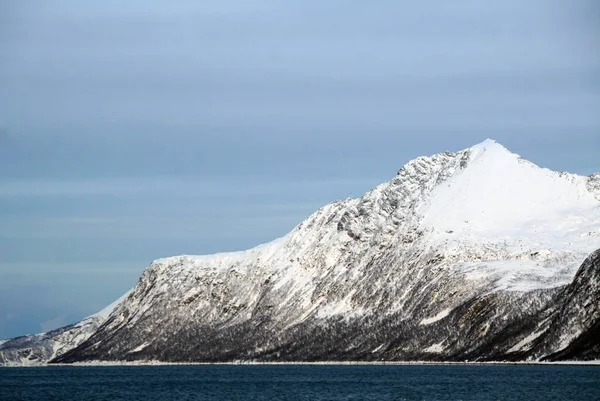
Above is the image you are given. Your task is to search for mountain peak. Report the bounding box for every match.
[471,138,500,149]
[420,138,598,248]
[467,138,515,160]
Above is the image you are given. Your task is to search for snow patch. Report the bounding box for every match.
[424,342,445,353]
[420,309,452,325]
[458,257,581,292]
[557,330,582,352]
[129,342,150,353]
[152,237,288,271]
[372,343,387,353]
[508,330,546,353]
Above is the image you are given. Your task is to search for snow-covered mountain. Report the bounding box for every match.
[2,139,599,364]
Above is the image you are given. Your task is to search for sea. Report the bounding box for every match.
[1,364,599,400]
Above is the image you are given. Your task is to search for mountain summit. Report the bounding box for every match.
[421,139,597,244]
[2,140,599,365]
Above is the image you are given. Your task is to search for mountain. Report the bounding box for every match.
[2,139,599,365]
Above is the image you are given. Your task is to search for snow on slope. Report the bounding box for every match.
[420,139,598,245]
[417,139,600,291]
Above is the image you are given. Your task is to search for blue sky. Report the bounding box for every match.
[0,0,599,339]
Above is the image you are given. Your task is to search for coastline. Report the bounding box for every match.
[3,360,600,368]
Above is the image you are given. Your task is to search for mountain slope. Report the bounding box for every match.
[0,292,130,366]
[48,139,600,363]
[536,249,600,361]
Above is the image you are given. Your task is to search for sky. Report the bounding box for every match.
[0,0,599,339]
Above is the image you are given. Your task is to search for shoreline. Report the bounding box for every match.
[3,360,599,368]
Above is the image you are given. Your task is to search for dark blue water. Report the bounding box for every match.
[1,365,599,400]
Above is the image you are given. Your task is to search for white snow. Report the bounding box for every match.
[316,302,366,319]
[152,237,288,272]
[419,139,600,291]
[458,258,579,292]
[420,139,599,248]
[508,329,547,353]
[557,330,582,352]
[420,309,452,325]
[372,343,387,353]
[424,342,446,353]
[129,342,150,353]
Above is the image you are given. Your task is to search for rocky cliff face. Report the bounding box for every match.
[3,139,599,364]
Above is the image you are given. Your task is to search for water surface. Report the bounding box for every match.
[1,364,598,400]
